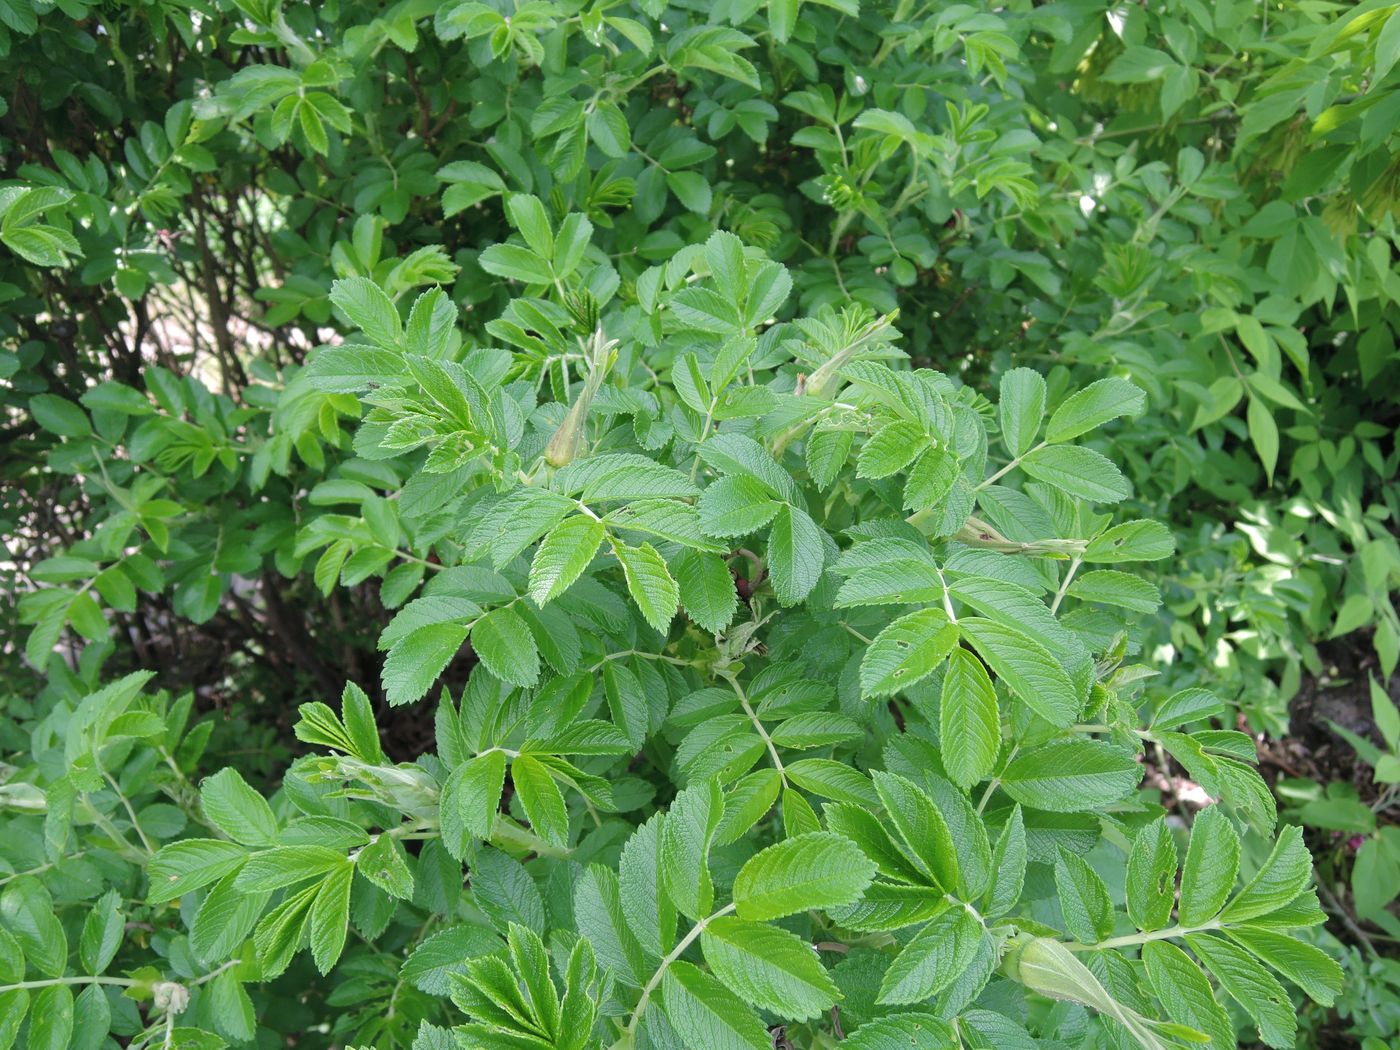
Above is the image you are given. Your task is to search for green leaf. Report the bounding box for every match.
[511,754,570,848]
[667,171,713,214]
[768,0,799,43]
[614,541,680,632]
[1125,817,1177,933]
[1019,445,1131,503]
[529,514,604,605]
[384,622,470,706]
[357,834,414,900]
[661,779,723,921]
[1000,741,1142,812]
[1224,927,1343,1006]
[871,771,959,890]
[78,889,124,974]
[859,609,958,698]
[701,916,839,1021]
[939,647,1001,789]
[27,986,74,1050]
[440,750,507,857]
[1083,519,1175,563]
[479,243,554,284]
[699,476,782,537]
[1179,806,1239,926]
[1054,848,1113,944]
[329,276,402,349]
[877,907,982,1004]
[984,806,1026,918]
[1045,378,1146,442]
[147,839,248,904]
[504,193,553,257]
[29,394,90,438]
[1247,395,1279,484]
[1142,941,1236,1050]
[660,961,770,1050]
[858,419,927,479]
[674,550,738,634]
[842,1013,956,1049]
[472,606,540,687]
[308,862,354,974]
[767,504,825,605]
[732,832,876,920]
[1221,824,1312,922]
[958,618,1080,727]
[1066,570,1161,613]
[998,367,1045,457]
[1185,933,1296,1049]
[200,767,279,847]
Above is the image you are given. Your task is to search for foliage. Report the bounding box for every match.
[2,0,1398,1047]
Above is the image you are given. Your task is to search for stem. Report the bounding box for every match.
[1063,920,1220,952]
[1049,556,1082,615]
[102,767,157,855]
[624,903,737,1035]
[723,674,786,784]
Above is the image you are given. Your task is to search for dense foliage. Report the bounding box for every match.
[2,0,1398,1047]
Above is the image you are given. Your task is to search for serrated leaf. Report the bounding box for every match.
[78,889,123,974]
[701,916,839,1021]
[674,549,738,634]
[958,618,1080,727]
[876,907,982,1004]
[767,503,825,606]
[939,647,1001,788]
[511,754,569,848]
[859,609,958,698]
[1020,445,1131,503]
[529,514,604,605]
[1126,817,1177,933]
[1054,848,1113,944]
[472,606,539,687]
[1045,378,1145,443]
[615,541,680,632]
[1000,740,1142,812]
[440,750,507,858]
[999,367,1045,456]
[871,771,959,890]
[732,832,876,920]
[660,961,770,1050]
[200,767,279,847]
[329,276,401,349]
[308,862,353,974]
[384,622,470,706]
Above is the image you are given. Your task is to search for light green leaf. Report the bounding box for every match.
[876,907,982,1004]
[472,606,540,687]
[200,767,279,847]
[958,618,1080,727]
[998,367,1045,457]
[615,541,680,632]
[859,609,958,698]
[511,754,569,848]
[939,647,1001,788]
[767,504,825,606]
[529,514,604,605]
[1020,445,1131,503]
[440,750,507,858]
[1125,817,1177,933]
[1045,378,1145,443]
[660,961,770,1050]
[732,832,876,921]
[1000,741,1141,812]
[701,916,839,1021]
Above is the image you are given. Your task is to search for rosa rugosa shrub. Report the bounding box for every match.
[3,226,1340,1048]
[6,0,1396,1046]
